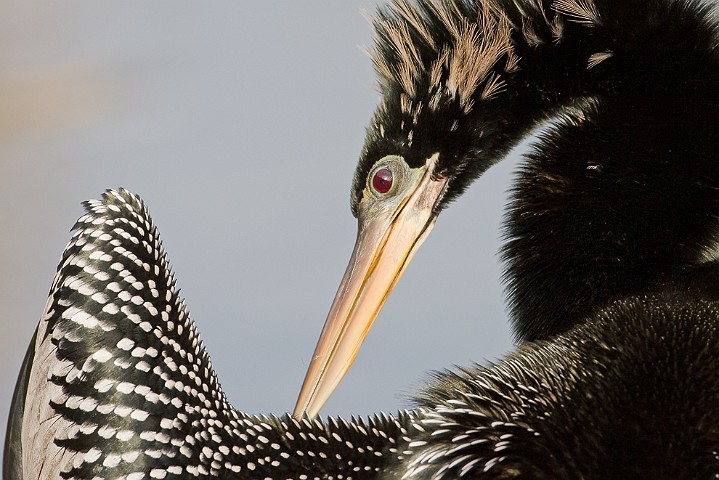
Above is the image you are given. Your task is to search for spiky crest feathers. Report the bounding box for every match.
[352,0,604,214]
[368,0,602,120]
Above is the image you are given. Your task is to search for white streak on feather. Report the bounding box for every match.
[553,0,601,26]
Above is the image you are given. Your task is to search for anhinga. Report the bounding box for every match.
[6,0,719,478]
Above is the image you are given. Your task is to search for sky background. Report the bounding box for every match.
[0,1,520,462]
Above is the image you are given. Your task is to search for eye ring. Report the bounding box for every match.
[366,155,408,198]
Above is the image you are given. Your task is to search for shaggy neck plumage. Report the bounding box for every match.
[499,1,719,341]
[358,0,719,341]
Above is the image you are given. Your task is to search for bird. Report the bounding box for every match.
[5,0,719,478]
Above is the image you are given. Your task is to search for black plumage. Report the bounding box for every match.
[357,0,719,341]
[6,0,719,478]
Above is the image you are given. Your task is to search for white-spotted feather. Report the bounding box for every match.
[8,188,416,480]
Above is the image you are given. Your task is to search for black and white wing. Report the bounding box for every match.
[3,189,415,480]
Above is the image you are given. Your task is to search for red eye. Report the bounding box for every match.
[372,168,393,194]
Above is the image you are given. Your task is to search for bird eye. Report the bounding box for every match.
[371,168,393,194]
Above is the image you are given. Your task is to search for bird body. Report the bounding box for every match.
[6,0,719,478]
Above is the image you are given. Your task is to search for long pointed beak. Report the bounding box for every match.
[293,155,448,419]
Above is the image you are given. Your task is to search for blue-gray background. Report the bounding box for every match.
[0,1,518,461]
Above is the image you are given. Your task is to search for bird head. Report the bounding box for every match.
[292,0,531,419]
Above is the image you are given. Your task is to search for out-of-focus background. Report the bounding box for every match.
[0,1,517,462]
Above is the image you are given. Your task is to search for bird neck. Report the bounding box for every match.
[478,1,719,341]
